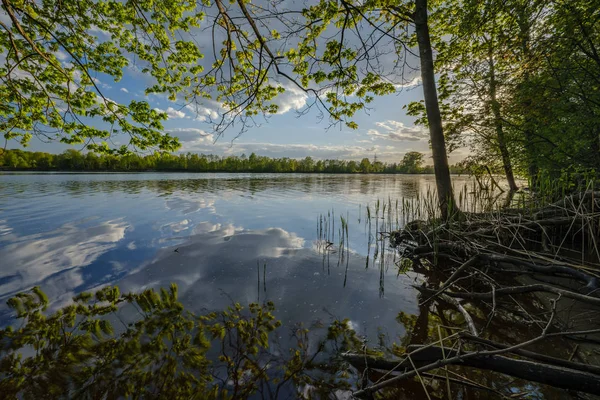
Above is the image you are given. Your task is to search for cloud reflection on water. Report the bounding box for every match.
[113,221,418,341]
[0,173,440,338]
[0,219,128,303]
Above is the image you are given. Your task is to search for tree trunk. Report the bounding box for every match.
[414,0,456,219]
[517,7,539,187]
[488,46,518,191]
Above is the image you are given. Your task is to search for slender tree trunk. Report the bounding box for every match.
[517,9,539,188]
[521,87,539,186]
[489,47,518,191]
[414,0,456,219]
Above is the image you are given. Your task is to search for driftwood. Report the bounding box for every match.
[365,191,600,398]
[406,245,599,290]
[458,333,600,376]
[415,284,600,307]
[439,294,478,336]
[344,346,600,397]
[479,253,599,289]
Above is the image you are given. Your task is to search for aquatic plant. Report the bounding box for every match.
[0,285,363,399]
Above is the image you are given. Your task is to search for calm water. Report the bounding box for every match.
[0,172,473,340]
[0,172,585,398]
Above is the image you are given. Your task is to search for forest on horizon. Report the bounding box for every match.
[0,148,471,174]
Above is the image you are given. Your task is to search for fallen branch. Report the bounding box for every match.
[404,346,600,395]
[458,333,600,376]
[349,344,600,398]
[439,294,478,336]
[479,253,599,289]
[419,255,481,304]
[383,190,600,398]
[534,191,600,219]
[420,371,500,394]
[415,284,600,307]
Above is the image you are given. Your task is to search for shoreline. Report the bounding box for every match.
[0,169,474,176]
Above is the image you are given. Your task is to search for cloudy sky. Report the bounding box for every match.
[156,80,440,163]
[3,4,469,165]
[22,69,469,164]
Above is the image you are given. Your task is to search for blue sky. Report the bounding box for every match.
[2,6,469,165]
[21,65,468,164]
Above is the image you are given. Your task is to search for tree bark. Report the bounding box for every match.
[414,0,456,219]
[488,45,518,191]
[517,6,539,186]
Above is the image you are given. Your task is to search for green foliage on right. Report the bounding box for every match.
[407,0,600,186]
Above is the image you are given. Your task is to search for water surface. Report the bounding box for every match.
[0,173,586,398]
[0,173,471,340]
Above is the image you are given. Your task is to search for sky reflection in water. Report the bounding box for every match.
[0,173,475,341]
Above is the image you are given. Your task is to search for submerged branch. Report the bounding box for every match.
[414,284,600,307]
[459,333,600,376]
[348,345,600,398]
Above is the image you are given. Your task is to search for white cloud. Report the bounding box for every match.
[0,220,127,298]
[165,197,216,215]
[54,50,69,61]
[0,10,11,26]
[162,219,190,233]
[88,25,110,37]
[95,94,117,105]
[175,140,421,162]
[155,107,186,119]
[92,77,112,90]
[272,84,308,114]
[183,84,307,118]
[167,128,214,144]
[394,76,422,90]
[120,88,129,93]
[185,104,219,121]
[166,107,186,119]
[367,120,428,142]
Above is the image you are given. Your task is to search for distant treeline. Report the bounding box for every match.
[0,148,467,174]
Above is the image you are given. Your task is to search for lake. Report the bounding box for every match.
[0,173,474,342]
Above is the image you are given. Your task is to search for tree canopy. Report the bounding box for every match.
[0,0,201,153]
[408,0,600,186]
[0,0,407,154]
